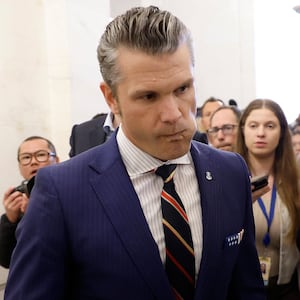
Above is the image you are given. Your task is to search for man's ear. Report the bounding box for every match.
[100,82,119,115]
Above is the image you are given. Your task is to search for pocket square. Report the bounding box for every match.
[224,229,244,248]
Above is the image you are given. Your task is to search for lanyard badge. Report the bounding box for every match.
[257,185,277,286]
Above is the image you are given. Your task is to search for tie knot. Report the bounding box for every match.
[155,164,177,182]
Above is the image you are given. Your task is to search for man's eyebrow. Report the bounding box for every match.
[131,78,194,96]
[177,78,194,87]
[131,89,157,97]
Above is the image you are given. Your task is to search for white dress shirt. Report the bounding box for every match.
[116,125,203,276]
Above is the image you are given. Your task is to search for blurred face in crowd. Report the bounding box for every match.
[243,108,281,159]
[208,108,239,151]
[292,131,300,157]
[200,101,223,131]
[101,44,197,161]
[18,139,59,180]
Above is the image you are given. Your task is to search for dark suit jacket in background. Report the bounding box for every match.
[69,114,108,157]
[5,136,265,299]
[69,113,207,157]
[193,130,208,144]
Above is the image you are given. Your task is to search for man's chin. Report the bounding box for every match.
[154,143,190,161]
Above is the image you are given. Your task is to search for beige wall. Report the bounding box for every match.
[0,0,73,287]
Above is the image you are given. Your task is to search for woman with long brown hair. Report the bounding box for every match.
[236,99,300,299]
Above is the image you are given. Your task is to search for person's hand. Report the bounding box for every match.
[20,193,29,213]
[2,187,28,223]
[251,185,270,203]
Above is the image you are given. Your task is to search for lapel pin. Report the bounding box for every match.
[205,171,213,181]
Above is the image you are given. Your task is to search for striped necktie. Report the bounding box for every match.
[155,164,195,300]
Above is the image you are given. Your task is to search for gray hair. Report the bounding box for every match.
[97,6,194,95]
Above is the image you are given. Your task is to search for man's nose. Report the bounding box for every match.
[216,128,225,139]
[30,156,39,164]
[159,96,181,123]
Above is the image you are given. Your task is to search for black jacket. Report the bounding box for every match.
[69,114,108,157]
[0,214,20,268]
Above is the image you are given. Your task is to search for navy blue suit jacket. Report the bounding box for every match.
[5,136,265,299]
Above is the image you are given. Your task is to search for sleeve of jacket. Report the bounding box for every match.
[4,171,68,299]
[0,214,19,268]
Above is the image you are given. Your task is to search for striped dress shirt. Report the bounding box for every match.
[116,125,203,277]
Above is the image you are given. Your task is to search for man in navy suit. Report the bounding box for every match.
[5,6,265,299]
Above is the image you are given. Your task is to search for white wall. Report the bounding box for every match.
[66,0,110,124]
[0,0,74,286]
[254,0,300,123]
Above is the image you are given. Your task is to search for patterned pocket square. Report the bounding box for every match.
[224,229,244,248]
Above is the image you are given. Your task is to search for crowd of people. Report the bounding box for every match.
[1,5,300,300]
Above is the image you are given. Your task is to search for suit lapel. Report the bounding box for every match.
[88,139,173,299]
[190,143,225,293]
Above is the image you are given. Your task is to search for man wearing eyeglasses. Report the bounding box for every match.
[207,106,241,152]
[0,136,59,268]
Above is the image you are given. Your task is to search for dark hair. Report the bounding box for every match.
[18,136,57,158]
[199,97,224,117]
[291,123,300,133]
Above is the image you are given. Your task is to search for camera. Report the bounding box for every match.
[12,177,35,197]
[13,182,28,194]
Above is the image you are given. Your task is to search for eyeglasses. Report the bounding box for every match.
[18,150,56,166]
[207,124,238,137]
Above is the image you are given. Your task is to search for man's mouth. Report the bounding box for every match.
[31,170,38,176]
[164,130,185,141]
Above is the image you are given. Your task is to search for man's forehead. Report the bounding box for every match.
[203,102,222,113]
[211,110,236,125]
[20,139,49,152]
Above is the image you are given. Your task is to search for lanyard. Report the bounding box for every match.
[257,184,277,247]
